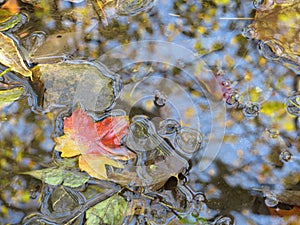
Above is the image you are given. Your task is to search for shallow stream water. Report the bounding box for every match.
[0,0,300,224]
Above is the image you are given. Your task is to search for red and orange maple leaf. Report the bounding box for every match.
[55,108,135,180]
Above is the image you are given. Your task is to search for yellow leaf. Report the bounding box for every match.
[54,130,81,157]
[0,32,32,79]
[79,154,123,180]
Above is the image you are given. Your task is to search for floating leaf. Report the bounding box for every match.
[22,167,89,188]
[0,86,23,109]
[78,154,123,181]
[85,194,127,225]
[55,108,135,180]
[0,32,32,79]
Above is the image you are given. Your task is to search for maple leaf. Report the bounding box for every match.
[55,108,135,180]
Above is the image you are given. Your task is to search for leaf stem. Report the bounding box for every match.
[0,68,12,76]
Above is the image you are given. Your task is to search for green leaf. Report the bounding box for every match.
[22,167,89,188]
[179,214,209,225]
[0,13,22,31]
[85,194,127,225]
[0,87,23,109]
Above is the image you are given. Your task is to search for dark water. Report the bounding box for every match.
[0,0,299,224]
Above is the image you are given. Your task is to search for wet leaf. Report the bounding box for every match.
[55,108,135,180]
[116,0,155,16]
[0,32,32,79]
[85,194,127,225]
[268,205,300,218]
[0,86,23,109]
[22,167,89,188]
[78,154,123,180]
[178,214,209,225]
[33,61,119,112]
[0,13,22,31]
[243,1,300,68]
[265,190,300,207]
[0,9,14,23]
[1,0,20,15]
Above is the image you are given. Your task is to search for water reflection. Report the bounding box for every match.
[0,0,300,224]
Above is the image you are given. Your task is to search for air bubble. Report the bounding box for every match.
[175,127,203,156]
[242,26,256,39]
[266,128,279,139]
[158,118,180,135]
[154,90,167,107]
[286,92,300,116]
[264,191,279,207]
[212,215,234,225]
[253,0,275,10]
[242,103,260,118]
[280,150,292,162]
[225,92,239,106]
[258,40,283,61]
[176,59,186,69]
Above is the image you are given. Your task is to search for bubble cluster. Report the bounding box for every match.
[242,102,260,118]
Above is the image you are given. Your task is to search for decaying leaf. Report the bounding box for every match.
[0,32,32,79]
[22,167,90,188]
[85,194,127,225]
[0,13,23,31]
[243,0,300,69]
[32,60,119,113]
[0,86,23,109]
[55,108,135,180]
[265,189,300,207]
[268,205,300,218]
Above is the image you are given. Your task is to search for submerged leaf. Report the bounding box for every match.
[33,61,119,112]
[243,1,300,68]
[22,167,89,188]
[0,87,23,109]
[0,32,32,79]
[85,194,127,225]
[0,13,22,31]
[0,9,14,23]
